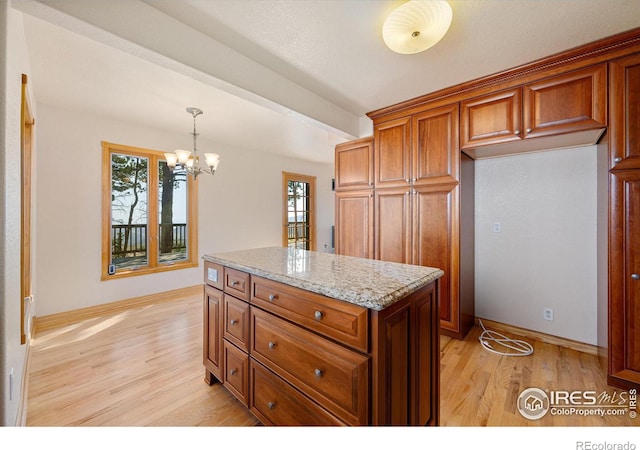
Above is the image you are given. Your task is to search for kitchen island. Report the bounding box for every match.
[202,246,444,426]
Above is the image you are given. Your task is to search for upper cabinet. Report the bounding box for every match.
[374,104,459,189]
[461,64,607,158]
[334,137,374,191]
[609,53,640,170]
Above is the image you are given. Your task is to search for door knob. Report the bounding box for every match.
[632,273,640,280]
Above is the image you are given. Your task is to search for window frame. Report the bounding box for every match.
[282,171,316,251]
[101,141,198,280]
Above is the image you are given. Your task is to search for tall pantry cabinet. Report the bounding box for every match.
[608,52,640,390]
[335,105,475,339]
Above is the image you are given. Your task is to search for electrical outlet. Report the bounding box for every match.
[493,222,502,233]
[544,307,554,321]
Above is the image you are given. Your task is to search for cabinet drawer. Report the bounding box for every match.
[224,268,251,301]
[223,340,249,406]
[251,276,368,352]
[224,294,250,351]
[250,360,345,426]
[251,307,369,425]
[204,261,224,290]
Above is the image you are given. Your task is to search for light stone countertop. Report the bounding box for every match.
[202,247,444,311]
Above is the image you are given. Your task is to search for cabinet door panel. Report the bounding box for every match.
[460,88,522,149]
[609,171,640,387]
[203,286,223,382]
[375,117,411,188]
[412,184,459,329]
[523,63,607,139]
[610,54,640,170]
[412,103,459,185]
[375,188,411,264]
[335,138,374,190]
[335,190,374,259]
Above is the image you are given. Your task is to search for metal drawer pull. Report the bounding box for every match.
[632,273,640,280]
[314,310,323,320]
[268,341,277,349]
[314,368,323,377]
[268,294,278,301]
[230,368,237,376]
[614,157,622,163]
[231,281,240,287]
[515,129,520,135]
[230,319,238,325]
[268,402,276,410]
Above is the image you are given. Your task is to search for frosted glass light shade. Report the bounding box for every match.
[164,152,178,168]
[382,0,453,54]
[174,149,192,165]
[204,152,220,170]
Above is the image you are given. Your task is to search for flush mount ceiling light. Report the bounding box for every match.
[382,0,453,54]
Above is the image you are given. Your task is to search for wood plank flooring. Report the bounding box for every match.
[25,292,637,427]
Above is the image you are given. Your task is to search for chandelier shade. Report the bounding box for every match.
[382,0,453,55]
[165,107,220,179]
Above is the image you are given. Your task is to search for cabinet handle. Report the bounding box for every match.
[405,179,410,183]
[268,294,278,301]
[230,368,237,376]
[231,281,240,287]
[515,129,520,135]
[314,310,323,320]
[412,178,417,182]
[268,401,276,410]
[526,128,532,133]
[314,368,323,378]
[632,273,640,280]
[268,341,277,349]
[230,319,238,325]
[614,157,623,163]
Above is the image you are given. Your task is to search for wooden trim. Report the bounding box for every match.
[33,285,203,333]
[368,27,640,121]
[476,317,599,356]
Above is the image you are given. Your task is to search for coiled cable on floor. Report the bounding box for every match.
[478,320,534,356]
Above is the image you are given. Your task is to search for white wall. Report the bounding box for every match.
[1,5,34,426]
[34,103,335,317]
[475,146,598,345]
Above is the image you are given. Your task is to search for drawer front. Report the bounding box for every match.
[252,276,368,352]
[251,308,369,425]
[224,268,251,301]
[223,341,249,406]
[224,294,250,351]
[204,261,224,290]
[250,360,345,426]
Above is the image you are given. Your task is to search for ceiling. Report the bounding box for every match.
[13,0,640,164]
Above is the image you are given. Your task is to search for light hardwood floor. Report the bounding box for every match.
[25,292,637,427]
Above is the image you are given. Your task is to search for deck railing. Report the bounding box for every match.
[112,223,186,258]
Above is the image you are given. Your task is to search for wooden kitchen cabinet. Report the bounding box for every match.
[461,64,607,157]
[203,284,223,384]
[334,189,374,259]
[609,53,640,170]
[374,116,411,188]
[608,170,640,390]
[334,137,374,191]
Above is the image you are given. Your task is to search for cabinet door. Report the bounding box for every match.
[460,87,522,149]
[374,187,411,264]
[609,170,640,389]
[523,63,607,139]
[335,190,374,259]
[203,285,224,383]
[610,53,640,170]
[374,117,411,188]
[412,103,460,185]
[412,184,459,334]
[335,137,374,191]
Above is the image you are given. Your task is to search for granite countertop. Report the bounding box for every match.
[202,247,444,311]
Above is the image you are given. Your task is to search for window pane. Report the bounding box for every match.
[287,180,310,250]
[158,162,188,264]
[111,153,148,269]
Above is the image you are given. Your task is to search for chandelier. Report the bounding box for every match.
[165,107,220,179]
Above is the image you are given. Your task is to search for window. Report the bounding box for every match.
[102,142,198,279]
[282,172,316,250]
